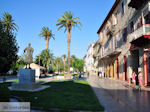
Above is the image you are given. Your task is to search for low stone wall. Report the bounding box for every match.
[56,76,65,79]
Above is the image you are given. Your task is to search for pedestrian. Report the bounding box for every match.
[99,71,102,78]
[138,71,142,91]
[97,71,99,77]
[132,72,136,90]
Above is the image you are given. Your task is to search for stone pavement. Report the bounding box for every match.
[87,75,150,112]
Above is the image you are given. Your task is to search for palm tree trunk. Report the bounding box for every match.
[67,29,71,75]
[64,59,65,73]
[45,37,49,50]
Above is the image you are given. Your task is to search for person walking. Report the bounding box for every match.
[132,72,136,90]
[138,71,143,91]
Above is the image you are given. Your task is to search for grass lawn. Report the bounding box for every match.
[0,80,104,111]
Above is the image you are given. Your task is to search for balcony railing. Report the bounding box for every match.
[106,25,115,36]
[103,37,116,57]
[128,24,150,42]
[128,0,148,10]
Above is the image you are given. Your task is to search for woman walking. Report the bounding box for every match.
[132,72,136,90]
[138,71,143,91]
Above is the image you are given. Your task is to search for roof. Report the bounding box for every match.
[97,0,120,34]
[24,63,46,70]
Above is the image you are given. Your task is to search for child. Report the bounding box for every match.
[132,72,136,90]
[138,71,143,91]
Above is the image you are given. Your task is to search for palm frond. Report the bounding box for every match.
[56,11,81,32]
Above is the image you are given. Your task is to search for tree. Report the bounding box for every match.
[62,54,66,73]
[71,55,76,67]
[1,12,18,32]
[73,58,84,73]
[39,27,55,50]
[34,55,42,66]
[11,55,26,75]
[0,20,19,76]
[40,50,55,72]
[56,11,81,75]
[55,57,63,73]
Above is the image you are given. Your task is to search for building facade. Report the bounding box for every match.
[84,43,95,73]
[96,0,150,86]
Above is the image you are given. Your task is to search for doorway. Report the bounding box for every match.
[123,56,128,81]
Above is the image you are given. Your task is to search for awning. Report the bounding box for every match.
[130,35,150,47]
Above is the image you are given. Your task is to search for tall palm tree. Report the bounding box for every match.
[55,57,62,73]
[2,12,18,32]
[56,11,81,75]
[39,27,55,50]
[62,54,66,73]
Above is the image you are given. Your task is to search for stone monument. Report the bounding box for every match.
[9,43,49,91]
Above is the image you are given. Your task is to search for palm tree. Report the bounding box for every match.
[62,54,66,73]
[2,12,18,32]
[40,50,55,73]
[39,27,55,50]
[56,11,81,75]
[71,55,76,63]
[55,57,62,73]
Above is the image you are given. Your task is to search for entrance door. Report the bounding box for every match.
[116,58,119,79]
[123,56,128,81]
[147,57,150,85]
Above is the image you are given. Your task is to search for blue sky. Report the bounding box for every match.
[0,0,115,59]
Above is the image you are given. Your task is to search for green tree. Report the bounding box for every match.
[56,11,81,75]
[0,20,19,77]
[55,57,63,73]
[39,27,55,50]
[40,50,55,73]
[73,58,84,73]
[2,12,18,32]
[11,55,26,74]
[62,54,66,73]
[34,55,42,66]
[71,55,76,67]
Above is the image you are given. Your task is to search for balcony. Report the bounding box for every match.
[102,37,121,58]
[128,24,150,43]
[106,25,115,36]
[128,0,148,10]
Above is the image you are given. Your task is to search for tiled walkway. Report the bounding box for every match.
[88,75,150,112]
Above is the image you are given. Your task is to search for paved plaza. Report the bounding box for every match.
[88,75,150,112]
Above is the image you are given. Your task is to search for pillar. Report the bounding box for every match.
[139,48,144,78]
[128,52,132,84]
[144,53,148,86]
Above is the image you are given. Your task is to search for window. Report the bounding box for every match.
[140,17,143,26]
[115,34,119,48]
[144,12,150,24]
[114,13,118,25]
[123,28,127,42]
[121,2,125,16]
[112,13,118,25]
[130,21,134,33]
[137,17,143,29]
[99,32,103,40]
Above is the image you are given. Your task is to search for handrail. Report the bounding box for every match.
[127,24,150,42]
